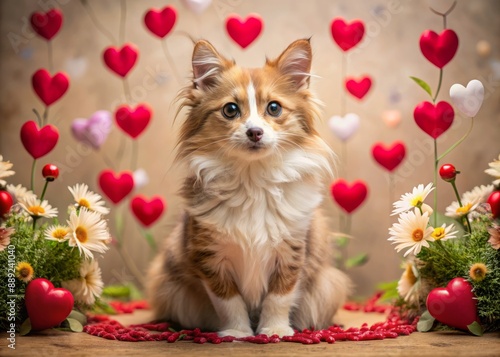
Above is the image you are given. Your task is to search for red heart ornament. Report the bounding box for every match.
[226,14,263,49]
[30,8,63,40]
[98,170,134,204]
[345,76,372,99]
[414,101,454,139]
[426,277,479,331]
[32,69,69,106]
[20,121,59,159]
[372,141,406,172]
[487,191,500,219]
[331,179,368,214]
[144,6,177,38]
[131,195,166,227]
[330,18,365,52]
[115,104,152,139]
[103,44,139,77]
[419,29,459,68]
[25,278,74,331]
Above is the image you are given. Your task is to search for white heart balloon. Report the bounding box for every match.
[181,0,212,14]
[449,79,484,118]
[328,113,360,141]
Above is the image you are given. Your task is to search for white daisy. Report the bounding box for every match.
[0,155,15,186]
[445,184,493,219]
[391,183,435,216]
[485,154,500,185]
[388,209,434,257]
[62,259,104,305]
[44,224,71,242]
[18,195,58,219]
[445,201,478,219]
[6,184,36,203]
[68,184,109,215]
[431,223,459,241]
[67,208,109,259]
[397,262,419,303]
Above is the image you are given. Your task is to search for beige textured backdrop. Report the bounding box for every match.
[1,0,499,297]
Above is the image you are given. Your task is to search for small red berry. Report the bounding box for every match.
[42,164,59,181]
[439,164,458,182]
[0,191,14,217]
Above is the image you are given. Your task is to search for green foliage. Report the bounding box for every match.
[410,76,433,98]
[0,213,82,331]
[416,215,500,332]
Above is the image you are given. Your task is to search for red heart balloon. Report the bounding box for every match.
[372,141,406,172]
[98,170,134,204]
[487,191,500,219]
[131,195,166,227]
[330,18,365,52]
[345,76,372,99]
[419,29,459,69]
[331,179,368,214]
[32,69,69,106]
[414,101,454,139]
[115,104,152,139]
[102,44,139,77]
[144,6,177,38]
[426,277,479,331]
[226,14,263,49]
[20,120,59,159]
[25,278,74,331]
[0,191,13,217]
[30,8,63,40]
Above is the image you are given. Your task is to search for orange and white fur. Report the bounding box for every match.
[147,39,350,337]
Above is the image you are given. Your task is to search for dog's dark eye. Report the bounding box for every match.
[222,103,240,119]
[267,101,282,117]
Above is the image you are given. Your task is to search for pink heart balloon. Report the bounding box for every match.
[71,111,112,150]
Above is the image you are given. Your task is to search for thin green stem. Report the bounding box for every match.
[32,217,38,230]
[433,139,438,227]
[116,135,126,169]
[451,180,472,235]
[341,141,347,177]
[119,0,126,44]
[340,53,347,116]
[131,140,138,171]
[40,181,49,201]
[432,68,443,103]
[47,40,54,73]
[30,159,37,192]
[43,106,49,126]
[122,78,131,104]
[33,109,42,127]
[434,239,454,263]
[438,118,474,161]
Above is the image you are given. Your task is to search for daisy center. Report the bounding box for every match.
[52,228,68,240]
[456,203,472,215]
[431,227,445,240]
[78,198,91,208]
[405,265,417,285]
[28,205,45,215]
[410,196,423,207]
[75,226,88,243]
[411,228,424,242]
[19,267,30,277]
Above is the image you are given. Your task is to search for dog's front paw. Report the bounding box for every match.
[218,327,254,338]
[258,325,294,338]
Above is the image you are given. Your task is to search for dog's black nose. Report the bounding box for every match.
[246,127,264,142]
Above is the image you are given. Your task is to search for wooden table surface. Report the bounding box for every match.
[2,309,499,356]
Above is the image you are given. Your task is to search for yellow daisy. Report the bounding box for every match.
[44,225,71,242]
[68,184,109,215]
[431,223,459,241]
[16,261,34,283]
[391,183,434,216]
[18,195,58,219]
[469,263,488,282]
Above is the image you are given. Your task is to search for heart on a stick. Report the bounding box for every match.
[131,195,165,227]
[32,69,69,106]
[115,104,152,139]
[331,179,368,214]
[419,29,459,68]
[372,141,406,172]
[330,18,365,52]
[226,14,263,49]
[102,44,139,78]
[413,101,454,139]
[20,120,59,159]
[328,113,360,142]
[98,170,134,204]
[25,278,74,331]
[426,277,479,331]
[71,110,112,150]
[449,79,484,118]
[30,8,63,40]
[345,76,372,100]
[144,6,177,38]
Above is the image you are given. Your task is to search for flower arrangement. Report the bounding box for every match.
[0,156,111,333]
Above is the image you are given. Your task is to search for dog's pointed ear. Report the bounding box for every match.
[275,39,313,89]
[192,40,231,90]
